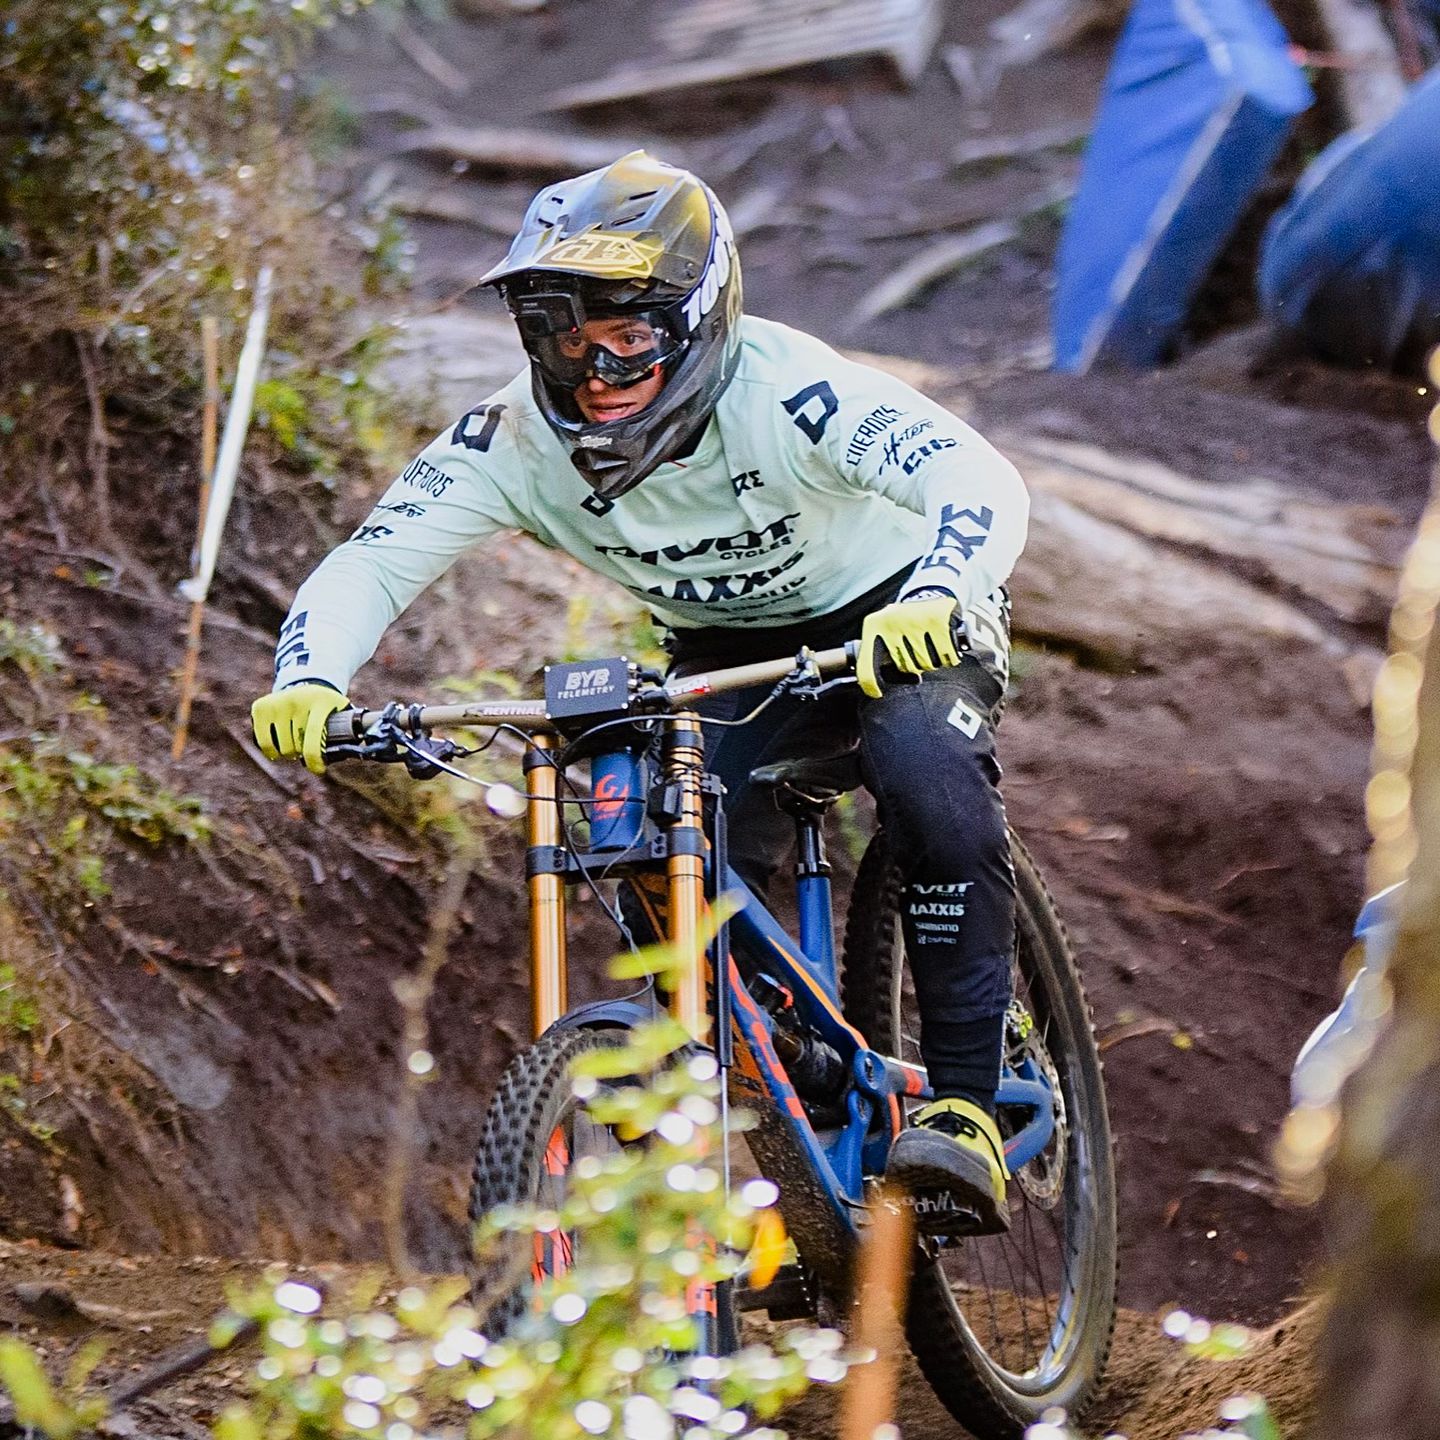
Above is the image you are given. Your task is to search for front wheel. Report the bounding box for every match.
[467,1027,626,1334]
[842,829,1117,1439]
[466,1025,741,1353]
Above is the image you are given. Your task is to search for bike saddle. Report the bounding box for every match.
[748,750,862,806]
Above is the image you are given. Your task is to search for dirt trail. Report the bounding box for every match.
[0,1240,1319,1440]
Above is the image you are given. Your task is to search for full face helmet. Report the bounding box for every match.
[480,151,743,502]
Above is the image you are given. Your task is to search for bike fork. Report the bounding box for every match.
[663,714,737,1355]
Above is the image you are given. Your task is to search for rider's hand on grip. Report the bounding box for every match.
[857,597,962,698]
[251,682,350,775]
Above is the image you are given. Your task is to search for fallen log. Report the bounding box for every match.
[387,15,470,95]
[388,186,528,234]
[1011,486,1341,671]
[1012,435,1405,629]
[849,221,1018,327]
[545,0,942,110]
[848,182,1072,325]
[953,120,1090,170]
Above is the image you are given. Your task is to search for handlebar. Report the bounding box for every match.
[323,642,860,748]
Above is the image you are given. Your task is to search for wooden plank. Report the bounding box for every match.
[848,221,1020,327]
[545,0,940,110]
[953,120,1090,169]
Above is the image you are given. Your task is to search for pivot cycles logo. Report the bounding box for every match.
[595,513,801,568]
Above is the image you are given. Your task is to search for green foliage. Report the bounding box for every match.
[830,792,873,866]
[212,925,847,1438]
[0,0,417,484]
[0,1340,107,1440]
[0,1072,60,1148]
[0,963,41,1037]
[0,926,863,1440]
[560,595,669,672]
[0,735,209,913]
[64,749,211,845]
[0,620,65,680]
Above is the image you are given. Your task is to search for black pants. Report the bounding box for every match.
[664,578,1015,1110]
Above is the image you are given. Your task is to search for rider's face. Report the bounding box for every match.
[567,316,667,423]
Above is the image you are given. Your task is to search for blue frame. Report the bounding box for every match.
[566,751,1058,1234]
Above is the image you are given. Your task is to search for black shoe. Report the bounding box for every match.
[886,1098,1011,1236]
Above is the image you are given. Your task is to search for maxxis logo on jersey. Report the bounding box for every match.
[681,200,735,331]
[641,546,806,605]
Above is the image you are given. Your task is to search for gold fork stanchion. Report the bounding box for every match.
[526,735,568,1036]
[664,714,710,1043]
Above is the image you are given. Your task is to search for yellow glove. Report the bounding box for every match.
[251,683,350,775]
[857,597,961,699]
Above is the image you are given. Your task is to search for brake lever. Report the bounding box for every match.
[320,702,460,779]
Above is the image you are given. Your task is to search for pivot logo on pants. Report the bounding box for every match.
[907,882,973,945]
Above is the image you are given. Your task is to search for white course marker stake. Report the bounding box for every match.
[172,265,275,759]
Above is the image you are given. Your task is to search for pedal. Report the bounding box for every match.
[906,1188,1011,1238]
[735,1264,814,1321]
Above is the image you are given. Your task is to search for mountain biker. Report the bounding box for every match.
[252,152,1030,1235]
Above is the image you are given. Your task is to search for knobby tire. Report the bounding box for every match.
[467,1027,625,1335]
[467,1025,740,1354]
[841,828,1118,1439]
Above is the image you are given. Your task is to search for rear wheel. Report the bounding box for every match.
[842,829,1117,1438]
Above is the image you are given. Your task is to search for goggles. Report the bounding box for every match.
[525,310,683,390]
[509,286,685,391]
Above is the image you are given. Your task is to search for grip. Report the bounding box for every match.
[325,709,363,743]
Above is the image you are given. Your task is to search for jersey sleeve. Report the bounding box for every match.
[272,404,530,694]
[812,358,1029,612]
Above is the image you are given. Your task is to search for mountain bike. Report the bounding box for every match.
[323,643,1117,1438]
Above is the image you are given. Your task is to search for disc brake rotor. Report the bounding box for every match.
[1004,1000,1067,1207]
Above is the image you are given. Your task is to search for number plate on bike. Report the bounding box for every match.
[544,657,631,719]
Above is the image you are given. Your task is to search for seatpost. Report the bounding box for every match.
[794,804,839,1000]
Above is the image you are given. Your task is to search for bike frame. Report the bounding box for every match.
[530,720,1057,1231]
[327,648,1057,1275]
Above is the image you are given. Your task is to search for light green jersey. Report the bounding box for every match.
[273,316,1028,691]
